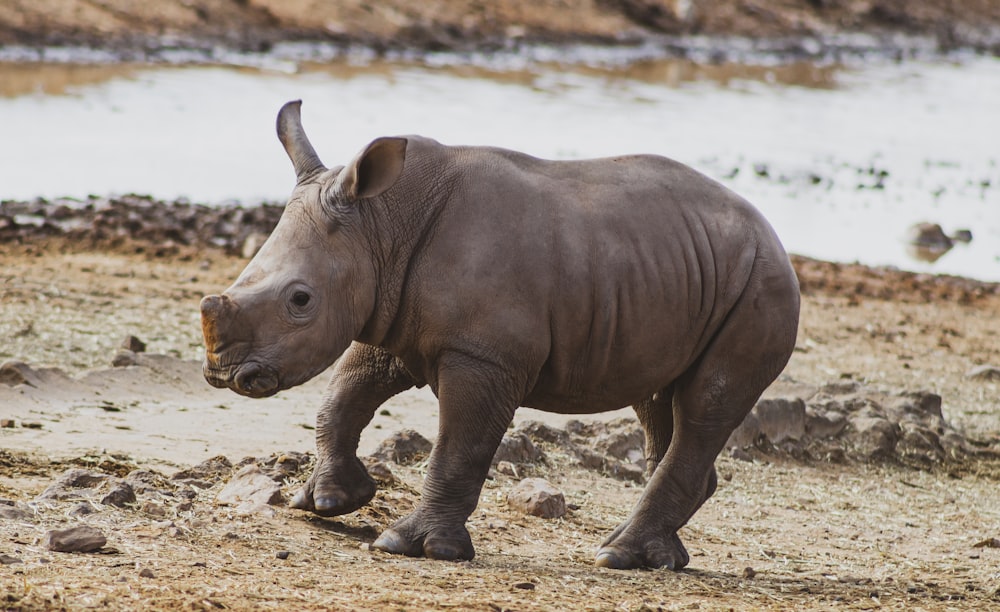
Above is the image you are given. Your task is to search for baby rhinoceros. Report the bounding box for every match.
[201,100,800,570]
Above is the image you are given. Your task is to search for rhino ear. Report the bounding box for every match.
[338,137,407,200]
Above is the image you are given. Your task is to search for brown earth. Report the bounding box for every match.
[1,0,1000,55]
[1,235,999,610]
[2,2,1000,607]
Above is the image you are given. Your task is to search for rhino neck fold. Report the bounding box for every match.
[354,143,458,349]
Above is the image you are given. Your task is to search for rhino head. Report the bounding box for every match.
[200,101,407,397]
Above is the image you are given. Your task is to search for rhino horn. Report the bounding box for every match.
[276,100,326,181]
[200,294,237,355]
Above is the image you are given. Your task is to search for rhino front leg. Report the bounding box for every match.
[292,343,415,517]
[372,354,520,561]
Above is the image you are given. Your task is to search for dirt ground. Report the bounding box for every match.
[2,1,1000,608]
[2,0,1000,54]
[1,239,999,611]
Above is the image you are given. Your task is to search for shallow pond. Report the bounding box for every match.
[1,50,997,280]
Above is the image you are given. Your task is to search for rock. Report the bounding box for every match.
[495,460,520,477]
[171,456,233,483]
[371,429,433,465]
[753,397,806,443]
[727,412,761,449]
[120,335,147,352]
[906,222,953,250]
[593,428,644,463]
[965,365,1000,382]
[100,482,137,508]
[360,457,397,485]
[846,416,899,460]
[138,567,156,578]
[0,504,32,521]
[111,349,140,367]
[513,420,570,445]
[36,469,111,501]
[124,469,172,495]
[257,451,310,481]
[492,432,545,465]
[43,525,107,553]
[69,502,99,517]
[0,554,23,565]
[216,464,283,514]
[603,460,645,483]
[805,408,847,439]
[1,418,14,428]
[275,550,291,560]
[0,361,41,387]
[507,478,566,519]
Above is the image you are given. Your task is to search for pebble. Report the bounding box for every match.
[371,429,433,465]
[216,464,283,514]
[507,478,566,519]
[275,550,291,560]
[42,525,107,553]
[139,567,156,578]
[120,335,147,353]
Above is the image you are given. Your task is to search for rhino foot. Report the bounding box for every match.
[595,530,689,570]
[290,456,376,517]
[371,511,475,561]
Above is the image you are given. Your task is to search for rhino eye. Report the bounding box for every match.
[291,291,311,308]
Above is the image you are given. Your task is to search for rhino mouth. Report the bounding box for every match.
[203,360,281,399]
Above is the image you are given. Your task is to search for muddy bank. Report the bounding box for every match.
[1,0,999,62]
[3,195,998,305]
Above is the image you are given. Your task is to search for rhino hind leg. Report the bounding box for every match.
[596,271,798,570]
[632,384,675,477]
[292,343,416,517]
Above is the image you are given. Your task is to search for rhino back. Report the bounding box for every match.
[384,145,789,411]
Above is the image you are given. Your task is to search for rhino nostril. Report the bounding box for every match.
[234,364,260,392]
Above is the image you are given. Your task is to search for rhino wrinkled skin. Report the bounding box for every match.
[201,101,800,570]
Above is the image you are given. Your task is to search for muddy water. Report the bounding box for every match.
[0,54,997,280]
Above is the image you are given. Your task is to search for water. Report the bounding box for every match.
[1,53,997,280]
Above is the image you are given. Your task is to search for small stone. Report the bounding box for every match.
[507,478,566,519]
[139,567,156,578]
[360,457,397,485]
[966,365,1000,382]
[513,582,535,590]
[68,502,98,517]
[0,361,40,387]
[372,429,433,465]
[492,432,545,466]
[171,456,233,483]
[743,567,757,579]
[729,447,754,462]
[276,550,291,560]
[753,397,807,443]
[120,335,147,353]
[0,554,23,565]
[37,469,111,501]
[216,464,283,514]
[100,482,137,508]
[1,419,15,428]
[43,525,107,553]
[23,422,43,429]
[495,461,519,477]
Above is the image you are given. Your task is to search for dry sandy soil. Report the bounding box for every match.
[1,238,999,611]
[2,2,1000,609]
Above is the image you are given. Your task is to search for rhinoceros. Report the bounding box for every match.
[201,100,800,570]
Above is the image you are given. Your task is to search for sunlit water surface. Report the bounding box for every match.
[1,54,997,279]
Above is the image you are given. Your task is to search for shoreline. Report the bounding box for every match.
[3,194,998,295]
[1,1,999,66]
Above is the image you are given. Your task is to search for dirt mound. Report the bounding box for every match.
[1,0,999,58]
